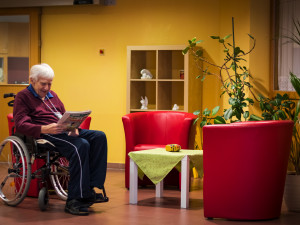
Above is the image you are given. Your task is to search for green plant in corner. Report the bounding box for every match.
[254,18,300,175]
[257,73,300,175]
[290,72,300,174]
[182,18,257,127]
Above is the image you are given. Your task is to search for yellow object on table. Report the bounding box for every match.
[165,144,181,152]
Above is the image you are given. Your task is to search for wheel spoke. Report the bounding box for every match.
[0,136,31,206]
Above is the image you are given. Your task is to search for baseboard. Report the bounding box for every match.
[107,163,125,170]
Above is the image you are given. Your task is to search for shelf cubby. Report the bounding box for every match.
[130,80,156,110]
[127,45,202,114]
[130,50,156,79]
[158,50,184,80]
[157,81,184,110]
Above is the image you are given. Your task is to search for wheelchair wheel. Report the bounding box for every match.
[38,187,49,211]
[0,136,31,206]
[50,156,69,201]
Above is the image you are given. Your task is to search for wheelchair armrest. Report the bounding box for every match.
[36,139,55,147]
[36,139,57,152]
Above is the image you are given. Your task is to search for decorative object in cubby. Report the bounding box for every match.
[140,69,153,79]
[140,96,148,110]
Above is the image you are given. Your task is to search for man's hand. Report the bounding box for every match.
[41,123,66,134]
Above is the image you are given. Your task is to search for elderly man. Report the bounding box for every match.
[13,63,107,216]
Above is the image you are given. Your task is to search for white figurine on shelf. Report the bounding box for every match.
[140,96,148,110]
[172,104,179,111]
[140,69,153,79]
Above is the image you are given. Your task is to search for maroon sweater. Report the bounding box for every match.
[13,88,66,138]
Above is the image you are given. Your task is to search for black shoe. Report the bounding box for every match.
[80,190,109,207]
[94,192,109,203]
[65,199,89,216]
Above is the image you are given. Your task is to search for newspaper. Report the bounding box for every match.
[58,110,91,130]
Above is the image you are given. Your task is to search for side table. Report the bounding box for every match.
[128,148,203,209]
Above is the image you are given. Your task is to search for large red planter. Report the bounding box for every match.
[203,120,293,220]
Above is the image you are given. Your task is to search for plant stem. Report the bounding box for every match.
[232,17,237,80]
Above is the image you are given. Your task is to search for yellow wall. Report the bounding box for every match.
[249,0,271,115]
[40,0,221,164]
[0,0,271,164]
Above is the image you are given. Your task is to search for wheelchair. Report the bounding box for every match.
[0,93,108,211]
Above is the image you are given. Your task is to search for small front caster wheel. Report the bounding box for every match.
[38,187,49,211]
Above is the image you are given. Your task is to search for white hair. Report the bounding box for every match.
[29,63,54,82]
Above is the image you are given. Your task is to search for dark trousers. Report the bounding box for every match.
[43,129,107,200]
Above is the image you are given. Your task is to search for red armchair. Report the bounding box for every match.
[203,120,293,220]
[122,111,197,189]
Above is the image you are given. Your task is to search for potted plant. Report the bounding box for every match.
[253,73,300,212]
[281,18,300,213]
[183,18,257,127]
[284,73,300,212]
[253,18,300,212]
[183,18,294,220]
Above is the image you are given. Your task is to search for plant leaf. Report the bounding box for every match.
[203,108,211,116]
[224,108,233,120]
[290,72,300,97]
[200,120,207,128]
[193,110,201,116]
[210,36,220,39]
[212,106,220,116]
[223,34,232,40]
[193,117,199,125]
[295,100,300,123]
[214,116,226,124]
[249,114,263,121]
[182,47,190,55]
[248,34,254,39]
[243,111,249,119]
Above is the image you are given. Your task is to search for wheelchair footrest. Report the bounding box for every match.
[95,193,109,203]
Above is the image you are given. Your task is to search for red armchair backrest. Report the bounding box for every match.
[79,116,91,129]
[203,120,294,176]
[122,111,196,149]
[202,120,294,219]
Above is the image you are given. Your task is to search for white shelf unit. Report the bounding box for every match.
[127,45,202,114]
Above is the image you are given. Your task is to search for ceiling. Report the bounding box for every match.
[0,0,116,8]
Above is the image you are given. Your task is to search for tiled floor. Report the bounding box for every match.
[0,169,299,225]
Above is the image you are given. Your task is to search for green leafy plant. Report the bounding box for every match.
[257,93,295,121]
[253,18,300,175]
[288,73,300,175]
[183,18,256,127]
[256,72,300,174]
[285,19,300,175]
